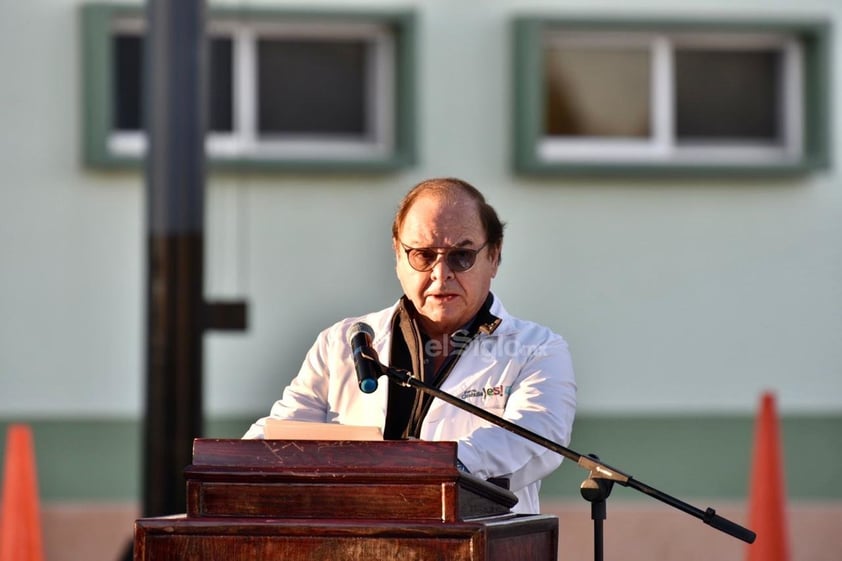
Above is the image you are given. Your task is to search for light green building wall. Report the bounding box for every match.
[1,0,840,505]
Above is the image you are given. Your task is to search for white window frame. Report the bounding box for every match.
[107,18,396,162]
[537,30,804,166]
[512,17,831,176]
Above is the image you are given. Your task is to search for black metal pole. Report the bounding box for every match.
[142,0,207,519]
[120,2,248,558]
[118,3,207,560]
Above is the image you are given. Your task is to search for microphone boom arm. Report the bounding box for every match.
[375,361,756,544]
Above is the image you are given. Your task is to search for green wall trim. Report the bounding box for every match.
[79,3,417,172]
[1,414,839,502]
[540,414,842,501]
[511,16,832,177]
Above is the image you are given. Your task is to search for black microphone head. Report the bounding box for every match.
[348,322,379,394]
[348,321,375,344]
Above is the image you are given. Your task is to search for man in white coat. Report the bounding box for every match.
[245,177,576,514]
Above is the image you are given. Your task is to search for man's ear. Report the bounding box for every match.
[490,245,501,277]
[392,239,402,267]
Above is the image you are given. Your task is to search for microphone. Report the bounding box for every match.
[348,322,381,394]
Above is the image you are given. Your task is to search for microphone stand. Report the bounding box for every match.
[373,362,756,559]
[580,455,613,561]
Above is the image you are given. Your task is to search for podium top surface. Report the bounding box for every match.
[190,438,460,473]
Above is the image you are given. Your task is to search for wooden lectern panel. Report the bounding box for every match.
[185,439,518,522]
[135,514,558,561]
[133,439,558,561]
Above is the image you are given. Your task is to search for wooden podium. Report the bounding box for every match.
[134,438,559,561]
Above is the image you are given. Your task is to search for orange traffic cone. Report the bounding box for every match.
[0,424,44,561]
[746,392,789,561]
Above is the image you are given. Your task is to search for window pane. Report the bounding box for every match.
[112,32,232,133]
[208,37,233,133]
[257,39,367,136]
[113,34,143,131]
[675,49,781,141]
[544,47,651,138]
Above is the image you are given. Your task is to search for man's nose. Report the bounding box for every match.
[430,254,455,280]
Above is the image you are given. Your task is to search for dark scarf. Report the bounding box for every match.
[383,293,500,439]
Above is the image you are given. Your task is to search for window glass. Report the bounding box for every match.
[113,34,143,131]
[257,39,367,136]
[675,49,781,142]
[209,38,234,133]
[515,19,828,173]
[112,32,233,134]
[85,7,415,169]
[544,47,651,138]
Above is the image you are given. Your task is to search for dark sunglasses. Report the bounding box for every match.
[399,240,489,273]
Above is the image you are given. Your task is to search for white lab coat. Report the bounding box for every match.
[244,295,576,513]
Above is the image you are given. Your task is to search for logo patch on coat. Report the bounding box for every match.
[460,384,511,401]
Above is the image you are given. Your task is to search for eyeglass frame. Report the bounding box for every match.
[397,239,491,273]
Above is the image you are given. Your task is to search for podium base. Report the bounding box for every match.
[134,514,558,561]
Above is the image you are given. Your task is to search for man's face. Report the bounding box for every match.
[394,191,499,338]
